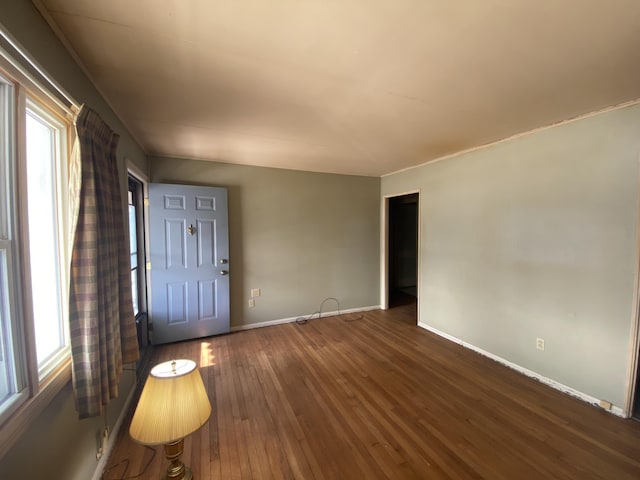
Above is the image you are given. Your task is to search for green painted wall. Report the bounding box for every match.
[150,157,381,328]
[0,1,147,479]
[382,103,640,409]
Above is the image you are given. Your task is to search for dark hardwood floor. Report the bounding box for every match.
[102,303,640,479]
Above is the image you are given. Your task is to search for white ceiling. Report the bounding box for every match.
[39,0,640,177]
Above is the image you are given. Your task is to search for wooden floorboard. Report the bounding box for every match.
[102,303,640,479]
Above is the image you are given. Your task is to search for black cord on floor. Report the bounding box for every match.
[295,297,364,324]
[296,297,340,324]
[101,445,156,480]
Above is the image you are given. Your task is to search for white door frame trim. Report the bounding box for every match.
[623,155,640,417]
[380,189,421,320]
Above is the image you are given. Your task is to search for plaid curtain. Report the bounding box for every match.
[69,105,139,419]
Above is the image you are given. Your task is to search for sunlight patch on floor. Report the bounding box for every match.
[200,341,216,367]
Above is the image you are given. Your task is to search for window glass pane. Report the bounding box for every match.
[26,110,64,367]
[0,249,12,403]
[128,203,138,314]
[128,204,137,256]
[131,269,139,316]
[0,80,10,241]
[128,176,145,318]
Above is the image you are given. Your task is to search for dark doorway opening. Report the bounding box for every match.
[388,193,418,308]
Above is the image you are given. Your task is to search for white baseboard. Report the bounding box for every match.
[231,305,380,332]
[418,322,625,418]
[92,380,138,480]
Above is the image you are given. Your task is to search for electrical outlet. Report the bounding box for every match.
[251,288,261,298]
[96,427,109,460]
[536,338,545,351]
[248,299,255,308]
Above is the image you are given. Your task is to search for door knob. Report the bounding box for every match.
[220,270,229,275]
[187,224,196,235]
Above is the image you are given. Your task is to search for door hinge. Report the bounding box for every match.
[146,261,151,270]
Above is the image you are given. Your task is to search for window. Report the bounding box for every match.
[0,60,73,424]
[0,73,26,418]
[128,174,148,347]
[25,100,69,379]
[128,188,140,316]
[0,248,19,406]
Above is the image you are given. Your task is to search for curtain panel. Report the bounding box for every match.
[69,105,139,419]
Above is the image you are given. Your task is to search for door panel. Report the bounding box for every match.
[149,183,230,344]
[198,279,217,321]
[167,281,187,325]
[165,219,186,268]
[197,219,216,267]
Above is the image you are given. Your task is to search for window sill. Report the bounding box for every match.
[0,357,71,460]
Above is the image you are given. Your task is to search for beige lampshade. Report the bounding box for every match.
[129,359,212,445]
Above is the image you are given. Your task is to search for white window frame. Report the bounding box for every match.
[0,53,75,457]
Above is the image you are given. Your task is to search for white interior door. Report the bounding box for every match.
[148,183,230,344]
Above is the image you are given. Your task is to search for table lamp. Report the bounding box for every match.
[129,359,211,480]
